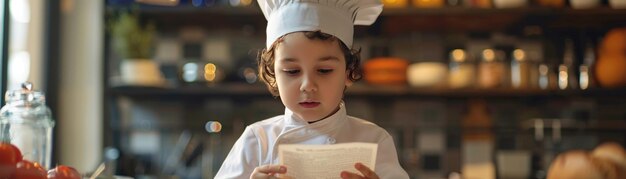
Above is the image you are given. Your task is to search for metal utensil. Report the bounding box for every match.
[89,163,106,179]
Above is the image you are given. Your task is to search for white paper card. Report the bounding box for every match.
[279,142,378,179]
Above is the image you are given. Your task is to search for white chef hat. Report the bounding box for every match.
[258,0,383,48]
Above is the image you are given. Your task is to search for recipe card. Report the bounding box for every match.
[278,142,377,179]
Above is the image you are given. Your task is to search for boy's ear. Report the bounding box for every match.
[345,77,353,87]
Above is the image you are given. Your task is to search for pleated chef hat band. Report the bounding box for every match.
[258,0,383,48]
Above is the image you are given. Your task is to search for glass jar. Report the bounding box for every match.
[511,49,539,89]
[579,43,597,90]
[0,82,55,169]
[478,49,506,88]
[448,49,475,89]
[558,39,578,90]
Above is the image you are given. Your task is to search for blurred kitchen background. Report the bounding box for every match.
[1,0,626,178]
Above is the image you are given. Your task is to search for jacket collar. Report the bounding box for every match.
[283,101,347,134]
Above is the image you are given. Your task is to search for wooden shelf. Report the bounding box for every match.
[348,85,626,98]
[106,5,626,33]
[520,118,626,131]
[108,83,270,97]
[108,83,626,98]
[108,4,626,16]
[380,7,626,33]
[106,4,262,15]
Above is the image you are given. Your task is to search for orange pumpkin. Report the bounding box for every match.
[596,27,626,88]
[600,27,626,54]
[364,57,409,85]
[596,54,626,88]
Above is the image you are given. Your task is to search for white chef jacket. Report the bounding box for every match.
[215,102,409,179]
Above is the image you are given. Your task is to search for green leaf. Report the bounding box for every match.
[108,8,156,59]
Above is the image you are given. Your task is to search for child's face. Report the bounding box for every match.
[274,32,352,122]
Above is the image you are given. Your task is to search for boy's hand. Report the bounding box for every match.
[250,165,287,179]
[340,163,379,179]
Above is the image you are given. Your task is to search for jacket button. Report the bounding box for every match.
[327,138,336,144]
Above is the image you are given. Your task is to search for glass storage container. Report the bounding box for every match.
[478,49,506,88]
[0,82,55,169]
[448,49,476,89]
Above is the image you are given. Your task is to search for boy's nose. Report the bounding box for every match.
[300,74,318,92]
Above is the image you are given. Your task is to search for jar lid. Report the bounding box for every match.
[481,49,496,62]
[513,49,526,61]
[450,49,467,63]
[481,49,507,62]
[4,82,45,104]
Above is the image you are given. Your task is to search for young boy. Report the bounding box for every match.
[215,0,409,178]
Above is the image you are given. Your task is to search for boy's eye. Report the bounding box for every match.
[318,69,333,74]
[282,69,300,75]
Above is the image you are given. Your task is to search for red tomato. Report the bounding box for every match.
[13,160,46,179]
[47,165,81,179]
[0,142,23,178]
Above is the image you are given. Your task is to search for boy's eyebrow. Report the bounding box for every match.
[280,58,298,63]
[279,56,340,63]
[319,56,340,61]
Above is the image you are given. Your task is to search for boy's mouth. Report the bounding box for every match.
[299,101,320,108]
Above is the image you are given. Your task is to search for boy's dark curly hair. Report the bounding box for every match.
[258,31,362,96]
